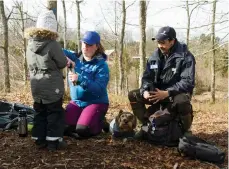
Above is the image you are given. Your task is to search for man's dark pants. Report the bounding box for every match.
[128,89,193,130]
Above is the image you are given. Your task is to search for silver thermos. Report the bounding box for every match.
[18,109,28,137]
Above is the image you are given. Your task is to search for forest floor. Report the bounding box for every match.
[0,90,228,169]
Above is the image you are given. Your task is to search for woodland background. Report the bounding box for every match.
[0,0,228,168]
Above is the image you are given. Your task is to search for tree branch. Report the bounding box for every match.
[219,32,229,42]
[194,41,228,57]
[189,2,203,17]
[125,0,136,10]
[6,6,15,20]
[146,1,150,11]
[8,18,26,21]
[99,1,115,35]
[72,0,83,5]
[134,20,229,29]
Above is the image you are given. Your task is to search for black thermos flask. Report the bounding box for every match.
[18,109,28,137]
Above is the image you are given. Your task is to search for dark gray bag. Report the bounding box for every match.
[142,108,184,147]
[0,101,34,130]
[178,135,225,164]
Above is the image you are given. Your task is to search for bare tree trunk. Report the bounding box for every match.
[126,76,129,94]
[136,68,139,89]
[210,0,216,103]
[17,2,28,85]
[125,52,129,94]
[114,1,118,94]
[76,0,82,53]
[186,0,190,47]
[61,0,69,92]
[114,55,118,94]
[185,1,206,48]
[61,0,67,49]
[139,0,146,88]
[0,1,10,93]
[118,0,126,94]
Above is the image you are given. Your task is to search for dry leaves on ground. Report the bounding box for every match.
[0,92,228,169]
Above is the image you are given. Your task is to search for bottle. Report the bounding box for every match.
[68,63,77,86]
[18,109,28,137]
[151,118,156,134]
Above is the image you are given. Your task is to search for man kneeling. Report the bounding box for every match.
[128,26,195,145]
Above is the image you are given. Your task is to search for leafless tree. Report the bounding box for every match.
[13,1,28,84]
[0,0,13,92]
[139,0,146,87]
[99,1,136,94]
[114,1,118,94]
[210,0,216,103]
[76,0,82,53]
[185,0,208,48]
[118,0,126,94]
[61,0,67,49]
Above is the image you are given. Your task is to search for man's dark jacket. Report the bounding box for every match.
[140,40,195,97]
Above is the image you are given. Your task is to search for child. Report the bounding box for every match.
[25,9,67,151]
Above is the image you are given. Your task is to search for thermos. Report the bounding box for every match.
[18,109,28,137]
[69,63,77,86]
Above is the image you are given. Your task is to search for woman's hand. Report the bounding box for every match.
[68,71,78,82]
[66,57,75,68]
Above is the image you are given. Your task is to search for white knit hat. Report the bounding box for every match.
[36,9,57,33]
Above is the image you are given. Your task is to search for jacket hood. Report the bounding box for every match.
[96,53,107,60]
[27,38,51,53]
[173,41,188,54]
[24,27,58,40]
[78,52,108,63]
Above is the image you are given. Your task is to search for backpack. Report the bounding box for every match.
[141,108,192,146]
[0,101,35,130]
[178,135,225,164]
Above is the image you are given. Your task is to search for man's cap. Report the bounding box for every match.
[81,31,100,45]
[152,26,176,41]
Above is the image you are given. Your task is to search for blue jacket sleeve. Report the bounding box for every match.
[63,49,77,62]
[166,52,195,96]
[77,62,109,96]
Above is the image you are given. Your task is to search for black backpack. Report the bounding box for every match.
[0,101,34,130]
[141,108,191,147]
[178,135,225,164]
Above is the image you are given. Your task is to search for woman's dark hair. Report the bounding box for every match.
[79,43,105,58]
[95,43,105,56]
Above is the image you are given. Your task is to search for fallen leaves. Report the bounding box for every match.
[0,92,228,169]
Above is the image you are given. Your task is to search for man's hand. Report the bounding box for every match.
[143,91,153,100]
[149,88,169,104]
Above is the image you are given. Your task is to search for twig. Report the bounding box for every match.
[98,1,115,35]
[194,42,228,57]
[126,0,136,10]
[41,159,66,167]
